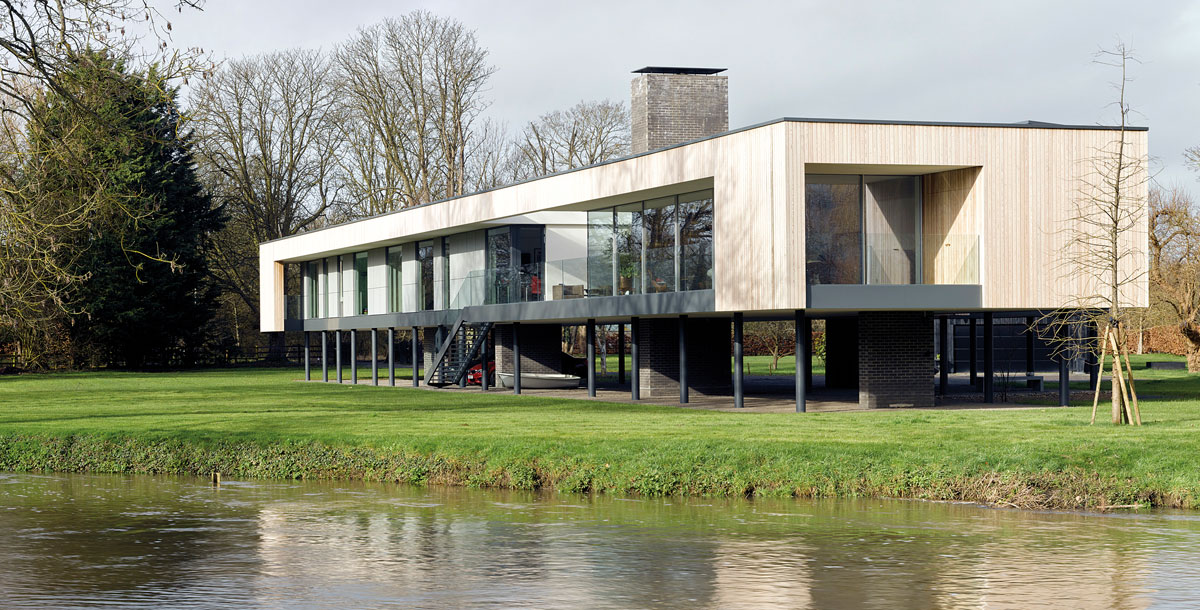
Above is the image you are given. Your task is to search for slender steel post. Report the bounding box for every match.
[321,331,328,382]
[795,310,806,413]
[304,331,311,381]
[371,329,379,386]
[938,317,948,396]
[351,329,358,384]
[617,323,626,384]
[678,315,688,404]
[983,312,994,403]
[733,313,744,409]
[335,330,342,383]
[804,317,813,391]
[1059,352,1070,406]
[1026,315,1035,376]
[411,327,420,387]
[631,317,640,401]
[480,328,490,391]
[512,322,521,395]
[969,317,978,387]
[586,319,597,397]
[388,328,395,386]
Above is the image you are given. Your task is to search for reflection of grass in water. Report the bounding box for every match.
[0,363,1197,509]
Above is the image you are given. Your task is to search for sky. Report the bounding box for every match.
[159,0,1200,193]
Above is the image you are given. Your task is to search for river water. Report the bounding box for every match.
[0,472,1197,609]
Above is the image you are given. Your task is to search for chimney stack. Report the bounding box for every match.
[630,67,728,154]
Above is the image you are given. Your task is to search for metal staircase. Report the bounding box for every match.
[424,317,494,387]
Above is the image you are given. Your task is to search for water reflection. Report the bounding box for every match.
[0,473,1196,609]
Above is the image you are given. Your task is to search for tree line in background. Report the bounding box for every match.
[0,3,1198,373]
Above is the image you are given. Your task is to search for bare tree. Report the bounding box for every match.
[1148,184,1200,371]
[190,48,343,353]
[1042,42,1149,425]
[334,10,494,216]
[511,99,630,180]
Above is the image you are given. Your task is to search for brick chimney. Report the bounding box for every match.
[630,67,728,154]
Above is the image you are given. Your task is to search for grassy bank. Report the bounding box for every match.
[0,366,1197,509]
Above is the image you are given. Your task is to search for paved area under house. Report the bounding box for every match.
[308,371,1102,413]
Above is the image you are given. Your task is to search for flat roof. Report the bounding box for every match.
[632,66,726,75]
[261,116,1148,246]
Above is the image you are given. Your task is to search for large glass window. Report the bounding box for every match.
[864,176,921,284]
[677,189,714,291]
[615,202,643,295]
[320,259,329,318]
[305,261,319,318]
[587,209,615,297]
[441,237,450,309]
[643,196,676,294]
[354,252,368,315]
[487,226,545,304]
[386,246,402,313]
[805,175,863,284]
[418,241,435,311]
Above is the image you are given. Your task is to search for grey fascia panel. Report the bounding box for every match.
[806,284,982,311]
[302,310,458,331]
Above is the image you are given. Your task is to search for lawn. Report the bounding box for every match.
[0,362,1197,509]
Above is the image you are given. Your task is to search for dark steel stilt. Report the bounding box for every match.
[631,317,640,401]
[1087,319,1099,391]
[336,330,343,383]
[678,315,688,404]
[351,329,358,384]
[1059,352,1070,406]
[411,327,420,387]
[321,331,328,382]
[388,328,395,386]
[1026,315,1035,376]
[733,312,744,409]
[969,317,978,387]
[983,313,994,403]
[939,317,948,396]
[795,310,806,413]
[371,329,378,386]
[586,319,596,398]
[304,331,311,381]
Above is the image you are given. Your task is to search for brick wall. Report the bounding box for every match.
[637,317,732,398]
[496,324,563,375]
[631,73,728,154]
[825,317,859,389]
[858,312,935,408]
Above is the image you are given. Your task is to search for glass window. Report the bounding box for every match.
[386,246,402,313]
[418,241,435,311]
[354,252,368,315]
[615,202,643,295]
[320,259,328,318]
[486,228,511,305]
[643,196,676,293]
[441,237,450,309]
[805,175,863,285]
[305,261,319,318]
[514,226,545,303]
[677,190,713,291]
[864,176,921,284]
[587,209,615,297]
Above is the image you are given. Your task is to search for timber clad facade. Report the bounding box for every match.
[259,67,1149,410]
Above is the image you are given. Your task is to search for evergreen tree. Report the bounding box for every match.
[26,51,224,368]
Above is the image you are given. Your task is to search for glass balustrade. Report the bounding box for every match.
[808,233,979,286]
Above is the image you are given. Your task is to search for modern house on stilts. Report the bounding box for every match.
[258,67,1149,410]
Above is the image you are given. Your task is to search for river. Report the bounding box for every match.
[0,472,1196,609]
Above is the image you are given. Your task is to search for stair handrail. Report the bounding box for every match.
[424,315,466,385]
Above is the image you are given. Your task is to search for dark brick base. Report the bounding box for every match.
[496,324,564,375]
[825,316,859,389]
[637,317,731,398]
[858,311,935,408]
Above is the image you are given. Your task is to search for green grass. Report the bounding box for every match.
[0,363,1197,509]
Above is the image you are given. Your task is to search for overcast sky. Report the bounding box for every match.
[164,0,1200,194]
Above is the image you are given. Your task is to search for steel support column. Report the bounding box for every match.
[678,315,688,404]
[795,310,806,413]
[512,322,521,395]
[335,330,342,383]
[630,317,640,401]
[371,329,378,386]
[388,328,395,386]
[969,317,978,387]
[1026,315,1035,376]
[304,331,311,381]
[983,313,994,403]
[350,329,358,384]
[586,319,596,398]
[411,327,419,387]
[939,317,948,396]
[321,331,328,382]
[733,312,744,409]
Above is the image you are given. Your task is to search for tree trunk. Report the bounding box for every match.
[1188,343,1200,374]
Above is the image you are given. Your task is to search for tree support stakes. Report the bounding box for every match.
[321,331,328,382]
[586,319,597,398]
[512,323,522,395]
[388,328,395,386]
[795,310,806,413]
[411,327,419,387]
[733,312,744,409]
[631,317,640,401]
[983,313,994,403]
[678,315,688,404]
[304,332,311,381]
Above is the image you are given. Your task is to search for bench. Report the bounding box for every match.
[1146,361,1186,370]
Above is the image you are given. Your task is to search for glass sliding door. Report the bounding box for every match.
[864,175,921,284]
[418,241,435,311]
[643,196,676,293]
[677,190,714,291]
[486,226,545,304]
[386,246,402,313]
[587,209,615,297]
[615,202,643,295]
[485,227,511,305]
[805,175,863,284]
